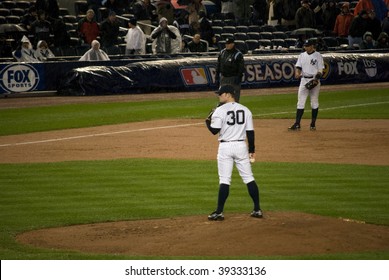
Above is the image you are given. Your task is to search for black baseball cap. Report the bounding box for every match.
[225,37,235,44]
[303,39,315,46]
[216,85,235,95]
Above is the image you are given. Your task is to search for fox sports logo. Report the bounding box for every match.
[0,64,40,93]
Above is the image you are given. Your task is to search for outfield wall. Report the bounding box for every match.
[1,53,388,95]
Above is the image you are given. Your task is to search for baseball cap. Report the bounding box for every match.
[129,17,137,25]
[225,37,235,44]
[303,39,315,46]
[216,85,235,96]
[159,17,168,24]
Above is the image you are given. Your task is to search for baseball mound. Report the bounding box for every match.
[2,83,389,257]
[16,212,389,257]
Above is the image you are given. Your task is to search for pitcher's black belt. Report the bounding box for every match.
[303,75,313,78]
[220,140,244,143]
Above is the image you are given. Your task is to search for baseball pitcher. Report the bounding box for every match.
[205,85,263,221]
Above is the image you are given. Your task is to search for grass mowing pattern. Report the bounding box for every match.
[0,87,388,259]
[0,159,388,259]
[1,89,388,136]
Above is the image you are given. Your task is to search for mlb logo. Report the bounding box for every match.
[180,67,208,85]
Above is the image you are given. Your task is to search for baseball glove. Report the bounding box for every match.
[305,79,319,90]
[206,102,223,121]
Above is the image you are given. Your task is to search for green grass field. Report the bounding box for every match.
[0,88,389,260]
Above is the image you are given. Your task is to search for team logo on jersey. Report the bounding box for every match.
[0,64,40,93]
[310,59,318,66]
[180,67,208,86]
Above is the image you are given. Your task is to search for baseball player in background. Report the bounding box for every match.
[288,39,324,131]
[205,85,263,221]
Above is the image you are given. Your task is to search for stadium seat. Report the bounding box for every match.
[275,24,289,32]
[0,8,11,17]
[234,40,248,54]
[337,37,349,46]
[63,15,78,24]
[212,19,224,27]
[272,31,288,40]
[10,8,25,17]
[212,26,223,35]
[217,40,226,50]
[258,39,272,49]
[2,1,16,10]
[271,39,286,48]
[260,24,277,32]
[248,25,261,33]
[224,19,235,26]
[223,25,236,34]
[235,25,249,33]
[245,39,259,51]
[74,0,89,16]
[284,38,298,48]
[59,8,70,16]
[247,32,260,40]
[220,32,234,40]
[322,36,338,47]
[15,1,31,10]
[259,32,273,40]
[6,15,21,24]
[0,16,6,24]
[234,32,248,41]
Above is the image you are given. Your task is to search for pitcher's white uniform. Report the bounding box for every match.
[295,48,324,109]
[211,102,255,185]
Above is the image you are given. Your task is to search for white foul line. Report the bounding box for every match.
[1,101,388,147]
[253,101,389,117]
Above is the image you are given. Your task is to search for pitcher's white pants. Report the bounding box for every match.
[217,141,255,185]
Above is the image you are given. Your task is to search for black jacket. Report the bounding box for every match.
[216,48,244,78]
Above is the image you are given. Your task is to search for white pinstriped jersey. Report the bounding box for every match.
[295,51,324,77]
[211,102,254,142]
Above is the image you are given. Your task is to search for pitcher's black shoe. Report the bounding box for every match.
[288,123,301,131]
[208,211,224,221]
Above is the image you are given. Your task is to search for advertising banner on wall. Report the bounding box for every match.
[1,53,389,95]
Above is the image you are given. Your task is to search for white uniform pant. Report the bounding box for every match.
[217,141,255,185]
[297,78,320,109]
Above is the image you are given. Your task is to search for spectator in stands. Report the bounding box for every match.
[12,36,40,62]
[87,0,103,22]
[187,33,207,52]
[124,17,146,55]
[47,0,60,19]
[173,9,190,36]
[100,11,120,49]
[78,9,100,46]
[154,0,175,24]
[354,0,388,21]
[132,0,157,35]
[0,37,14,58]
[367,10,382,40]
[35,40,55,61]
[220,0,235,18]
[375,31,389,48]
[104,0,127,15]
[51,17,71,47]
[333,2,354,38]
[251,0,268,26]
[79,40,110,61]
[321,0,338,35]
[359,31,375,49]
[295,34,307,48]
[234,0,252,25]
[30,10,52,46]
[186,0,207,25]
[348,9,370,47]
[382,11,389,35]
[295,0,316,29]
[21,6,38,32]
[151,17,180,54]
[198,11,216,47]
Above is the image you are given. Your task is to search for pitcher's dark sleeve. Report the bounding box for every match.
[246,130,255,153]
[205,119,220,135]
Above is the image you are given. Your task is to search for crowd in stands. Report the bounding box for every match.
[1,0,389,61]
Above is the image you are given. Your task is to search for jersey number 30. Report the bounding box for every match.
[227,110,245,125]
